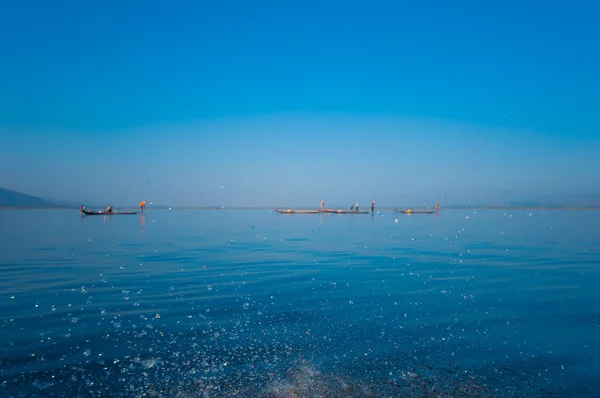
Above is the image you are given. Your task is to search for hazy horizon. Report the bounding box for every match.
[1,2,599,207]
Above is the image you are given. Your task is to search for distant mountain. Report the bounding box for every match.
[0,187,55,208]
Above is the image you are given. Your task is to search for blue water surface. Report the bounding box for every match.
[1,209,599,397]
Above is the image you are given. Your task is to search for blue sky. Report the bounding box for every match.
[1,0,599,207]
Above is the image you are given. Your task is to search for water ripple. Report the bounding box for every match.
[1,209,599,396]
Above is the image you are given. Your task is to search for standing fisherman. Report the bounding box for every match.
[371,200,375,212]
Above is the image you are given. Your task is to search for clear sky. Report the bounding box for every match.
[1,0,599,207]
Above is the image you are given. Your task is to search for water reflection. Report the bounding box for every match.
[140,213,146,234]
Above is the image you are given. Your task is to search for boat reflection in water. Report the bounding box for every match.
[140,213,146,235]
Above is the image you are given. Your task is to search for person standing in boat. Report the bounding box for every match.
[320,200,325,210]
[140,201,146,211]
[355,202,359,212]
[106,206,113,214]
[371,200,375,212]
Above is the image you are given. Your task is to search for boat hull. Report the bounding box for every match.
[394,209,436,214]
[275,209,370,214]
[322,210,370,214]
[80,209,139,215]
[275,209,321,214]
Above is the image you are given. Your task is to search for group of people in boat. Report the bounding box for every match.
[320,200,376,213]
[79,205,115,213]
[79,201,146,214]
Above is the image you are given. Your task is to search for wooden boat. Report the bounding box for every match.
[275,208,370,214]
[322,209,370,214]
[275,209,321,214]
[394,209,436,214]
[80,209,140,215]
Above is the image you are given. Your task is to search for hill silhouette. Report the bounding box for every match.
[0,187,55,208]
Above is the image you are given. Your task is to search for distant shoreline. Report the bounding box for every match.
[2,206,600,211]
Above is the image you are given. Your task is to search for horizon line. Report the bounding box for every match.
[2,205,600,211]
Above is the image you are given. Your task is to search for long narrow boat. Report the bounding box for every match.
[322,209,370,214]
[80,209,140,215]
[275,208,371,214]
[275,209,321,214]
[394,209,436,214]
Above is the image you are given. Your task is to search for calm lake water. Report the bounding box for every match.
[1,209,599,397]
